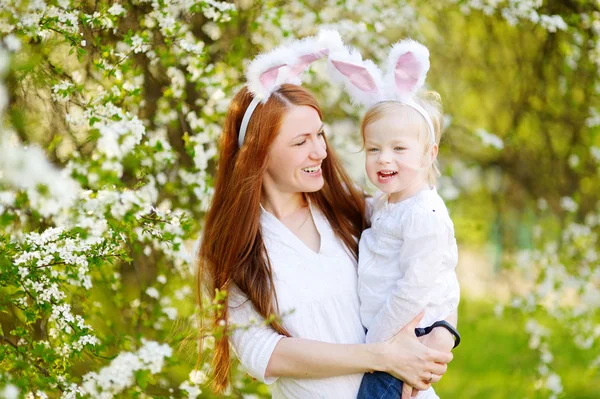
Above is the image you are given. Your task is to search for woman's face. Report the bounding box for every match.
[264,105,327,195]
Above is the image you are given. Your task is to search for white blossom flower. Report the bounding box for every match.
[590,146,600,162]
[545,373,563,394]
[476,128,504,150]
[188,369,207,385]
[81,340,171,396]
[0,384,19,399]
[3,34,21,51]
[107,3,126,16]
[145,287,160,299]
[179,380,201,399]
[0,140,80,218]
[560,197,578,213]
[568,154,580,168]
[162,306,177,320]
[540,15,568,32]
[175,285,191,300]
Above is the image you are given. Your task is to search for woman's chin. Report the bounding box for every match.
[299,177,325,192]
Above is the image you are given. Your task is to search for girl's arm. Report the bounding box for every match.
[365,208,457,344]
[228,287,452,391]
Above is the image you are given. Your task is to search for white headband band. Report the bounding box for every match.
[389,100,436,144]
[238,96,261,147]
[238,96,435,148]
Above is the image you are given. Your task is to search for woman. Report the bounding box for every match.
[197,84,455,398]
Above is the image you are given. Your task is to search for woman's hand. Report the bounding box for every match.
[378,312,452,393]
[406,320,456,398]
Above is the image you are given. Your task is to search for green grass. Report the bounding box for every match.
[435,300,598,398]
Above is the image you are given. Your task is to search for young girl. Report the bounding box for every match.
[357,96,459,399]
[329,39,460,399]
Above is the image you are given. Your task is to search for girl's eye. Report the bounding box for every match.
[394,147,406,151]
[367,148,379,153]
[318,131,325,137]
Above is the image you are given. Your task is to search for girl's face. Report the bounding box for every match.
[264,105,327,195]
[364,114,435,202]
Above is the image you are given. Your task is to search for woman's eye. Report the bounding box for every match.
[295,140,306,146]
[318,131,326,137]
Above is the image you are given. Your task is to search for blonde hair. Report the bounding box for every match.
[360,91,444,186]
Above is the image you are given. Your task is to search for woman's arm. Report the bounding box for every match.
[229,286,452,390]
[265,312,452,390]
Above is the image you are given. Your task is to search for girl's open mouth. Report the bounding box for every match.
[377,171,397,180]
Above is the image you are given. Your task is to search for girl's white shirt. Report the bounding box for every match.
[359,187,458,399]
[358,187,460,345]
[227,202,365,399]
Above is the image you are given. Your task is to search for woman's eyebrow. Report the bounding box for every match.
[292,123,325,140]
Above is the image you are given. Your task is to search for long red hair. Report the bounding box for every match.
[197,84,366,392]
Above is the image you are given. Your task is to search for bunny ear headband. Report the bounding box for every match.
[328,38,435,143]
[239,31,435,147]
[238,29,345,147]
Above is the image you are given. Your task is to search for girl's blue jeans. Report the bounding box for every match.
[356,328,427,399]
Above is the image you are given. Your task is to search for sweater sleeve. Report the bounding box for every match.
[227,285,285,384]
[365,208,451,344]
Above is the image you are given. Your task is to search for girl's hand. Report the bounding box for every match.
[401,382,419,399]
[380,312,452,392]
[418,326,455,354]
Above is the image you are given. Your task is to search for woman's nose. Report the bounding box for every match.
[310,139,327,160]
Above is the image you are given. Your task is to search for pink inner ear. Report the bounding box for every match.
[260,64,286,89]
[395,52,420,93]
[331,60,379,93]
[288,49,329,78]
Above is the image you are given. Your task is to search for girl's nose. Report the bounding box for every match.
[378,150,391,164]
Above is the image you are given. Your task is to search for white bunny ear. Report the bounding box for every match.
[316,28,346,53]
[246,46,294,101]
[245,30,343,102]
[285,47,329,84]
[328,46,384,107]
[285,29,346,83]
[384,39,430,102]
